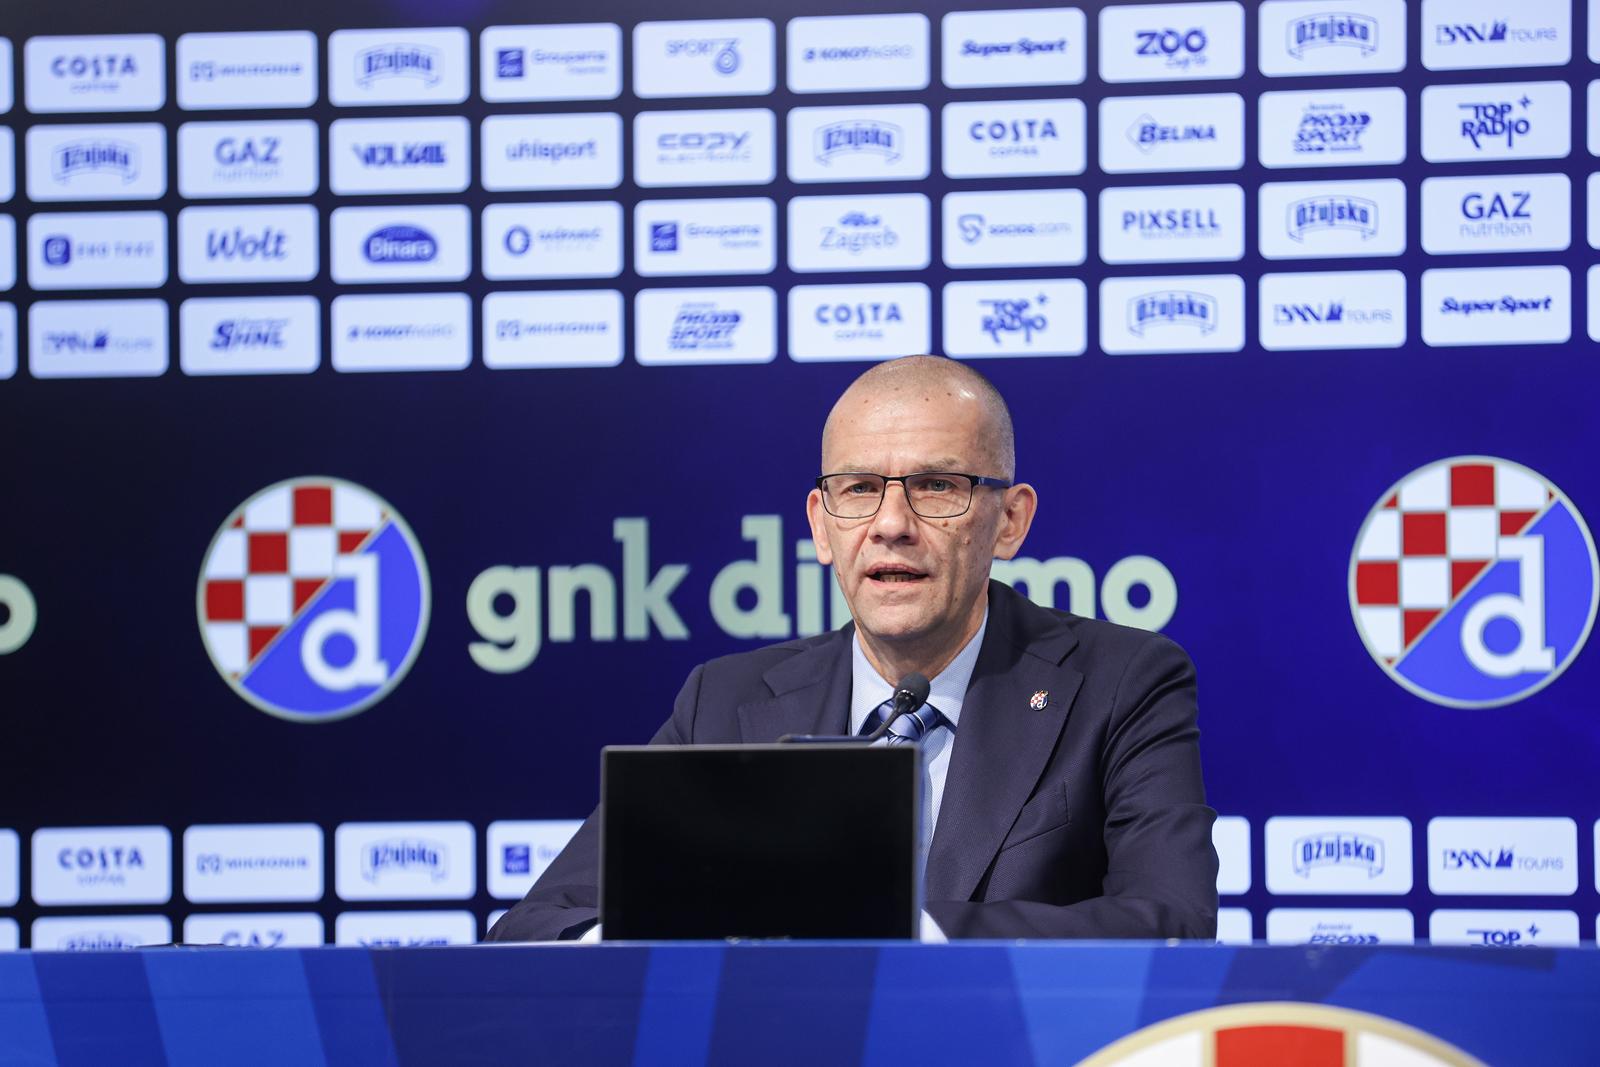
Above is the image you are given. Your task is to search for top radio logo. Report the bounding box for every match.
[196,478,431,722]
[1350,457,1598,707]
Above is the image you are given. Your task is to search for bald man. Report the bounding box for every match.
[489,356,1218,942]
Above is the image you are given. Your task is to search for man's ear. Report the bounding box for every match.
[806,488,834,565]
[992,483,1038,561]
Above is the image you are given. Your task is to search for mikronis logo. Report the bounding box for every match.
[1350,458,1598,708]
[197,478,431,722]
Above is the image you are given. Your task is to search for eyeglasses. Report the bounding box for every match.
[815,472,1013,519]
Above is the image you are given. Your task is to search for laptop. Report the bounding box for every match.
[599,744,920,940]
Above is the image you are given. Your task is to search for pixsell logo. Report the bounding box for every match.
[197,478,431,722]
[1350,457,1598,707]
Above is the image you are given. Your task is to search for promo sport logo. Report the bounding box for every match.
[1350,457,1597,708]
[196,478,430,722]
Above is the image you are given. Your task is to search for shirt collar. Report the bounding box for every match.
[849,610,988,735]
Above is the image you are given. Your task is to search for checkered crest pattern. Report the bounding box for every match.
[201,482,384,676]
[1353,461,1554,662]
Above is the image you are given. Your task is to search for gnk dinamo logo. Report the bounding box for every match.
[197,478,431,722]
[1350,457,1597,708]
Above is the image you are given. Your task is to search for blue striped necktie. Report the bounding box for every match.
[862,697,948,745]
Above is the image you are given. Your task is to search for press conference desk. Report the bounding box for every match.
[2,942,1596,1066]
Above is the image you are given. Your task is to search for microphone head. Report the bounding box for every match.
[894,672,931,709]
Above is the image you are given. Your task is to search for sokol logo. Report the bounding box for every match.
[196,478,431,722]
[1350,458,1598,708]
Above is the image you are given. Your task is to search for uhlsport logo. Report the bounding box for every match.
[197,478,430,722]
[1350,457,1598,707]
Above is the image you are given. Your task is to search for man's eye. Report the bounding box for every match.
[920,478,955,493]
[841,480,881,495]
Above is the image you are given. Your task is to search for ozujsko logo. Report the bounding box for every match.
[197,477,431,722]
[1350,457,1598,707]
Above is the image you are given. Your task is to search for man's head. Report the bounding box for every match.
[805,356,1037,679]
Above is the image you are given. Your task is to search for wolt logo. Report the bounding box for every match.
[197,477,431,721]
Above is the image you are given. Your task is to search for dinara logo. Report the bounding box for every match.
[197,478,431,722]
[1350,458,1598,708]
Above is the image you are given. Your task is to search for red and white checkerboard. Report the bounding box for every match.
[1353,460,1554,662]
[201,482,384,675]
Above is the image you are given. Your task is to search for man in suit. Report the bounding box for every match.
[489,356,1217,941]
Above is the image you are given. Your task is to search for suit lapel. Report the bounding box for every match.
[736,628,854,742]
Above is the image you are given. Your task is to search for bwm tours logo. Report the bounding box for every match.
[1350,458,1598,707]
[197,478,431,722]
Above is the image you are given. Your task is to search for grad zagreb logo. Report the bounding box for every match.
[197,478,431,722]
[1350,457,1597,707]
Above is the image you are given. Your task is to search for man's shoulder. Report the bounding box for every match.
[992,582,1192,674]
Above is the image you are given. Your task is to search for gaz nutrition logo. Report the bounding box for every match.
[1350,457,1598,708]
[196,477,431,722]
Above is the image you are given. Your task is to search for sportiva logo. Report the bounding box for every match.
[1289,196,1378,240]
[1128,291,1217,335]
[1288,14,1378,56]
[196,478,432,722]
[1350,458,1599,707]
[1293,833,1385,877]
[815,121,901,164]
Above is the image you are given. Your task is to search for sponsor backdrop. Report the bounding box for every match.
[0,0,1598,952]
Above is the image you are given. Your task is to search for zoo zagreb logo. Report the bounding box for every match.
[197,478,431,722]
[1350,457,1597,708]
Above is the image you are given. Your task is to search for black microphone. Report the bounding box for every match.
[779,672,931,744]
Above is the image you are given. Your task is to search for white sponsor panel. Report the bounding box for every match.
[183,913,325,948]
[1259,88,1407,168]
[331,293,472,373]
[1592,82,1600,157]
[487,820,586,899]
[1099,274,1245,355]
[0,40,11,113]
[786,14,929,93]
[787,193,930,273]
[1590,174,1600,247]
[942,279,1088,358]
[635,197,777,277]
[328,28,469,107]
[0,830,17,906]
[334,821,475,901]
[26,123,166,202]
[180,296,321,376]
[0,217,11,289]
[487,911,508,936]
[482,202,623,280]
[32,826,172,905]
[1428,817,1578,895]
[33,916,172,951]
[1213,816,1251,895]
[0,304,13,378]
[788,283,932,363]
[1421,266,1571,347]
[29,299,168,378]
[789,104,930,183]
[1099,184,1243,264]
[1258,0,1407,77]
[634,109,775,188]
[1263,816,1414,894]
[182,824,324,903]
[481,113,623,192]
[633,19,775,98]
[483,291,624,369]
[635,286,776,365]
[331,205,470,285]
[942,99,1087,178]
[1258,179,1407,259]
[1422,173,1570,255]
[177,120,319,199]
[1098,93,1243,173]
[1594,1,1600,62]
[1258,270,1407,350]
[1215,908,1252,944]
[1266,909,1416,946]
[178,205,319,284]
[1421,81,1571,163]
[331,116,469,195]
[25,35,165,113]
[335,911,477,947]
[1590,265,1600,342]
[943,189,1087,269]
[0,920,15,952]
[0,129,12,201]
[27,211,167,290]
[1099,2,1245,82]
[1429,909,1580,947]
[941,8,1087,88]
[1422,0,1571,70]
[480,23,622,102]
[176,31,318,109]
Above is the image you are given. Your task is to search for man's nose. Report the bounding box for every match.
[870,482,917,538]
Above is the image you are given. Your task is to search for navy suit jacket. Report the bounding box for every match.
[488,580,1218,941]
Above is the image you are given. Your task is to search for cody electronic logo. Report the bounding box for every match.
[197,478,431,722]
[1351,458,1598,708]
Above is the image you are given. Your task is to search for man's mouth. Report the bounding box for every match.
[867,565,928,584]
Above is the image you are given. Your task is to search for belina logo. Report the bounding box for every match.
[196,477,431,722]
[1350,458,1598,708]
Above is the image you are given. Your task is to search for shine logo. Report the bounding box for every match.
[1350,458,1598,707]
[197,478,431,722]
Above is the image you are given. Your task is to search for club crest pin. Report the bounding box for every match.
[1029,690,1049,711]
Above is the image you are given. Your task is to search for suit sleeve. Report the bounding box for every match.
[484,665,705,942]
[925,634,1218,940]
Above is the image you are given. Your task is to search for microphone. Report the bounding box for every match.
[778,672,931,744]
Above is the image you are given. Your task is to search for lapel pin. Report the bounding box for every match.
[1029,690,1049,711]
